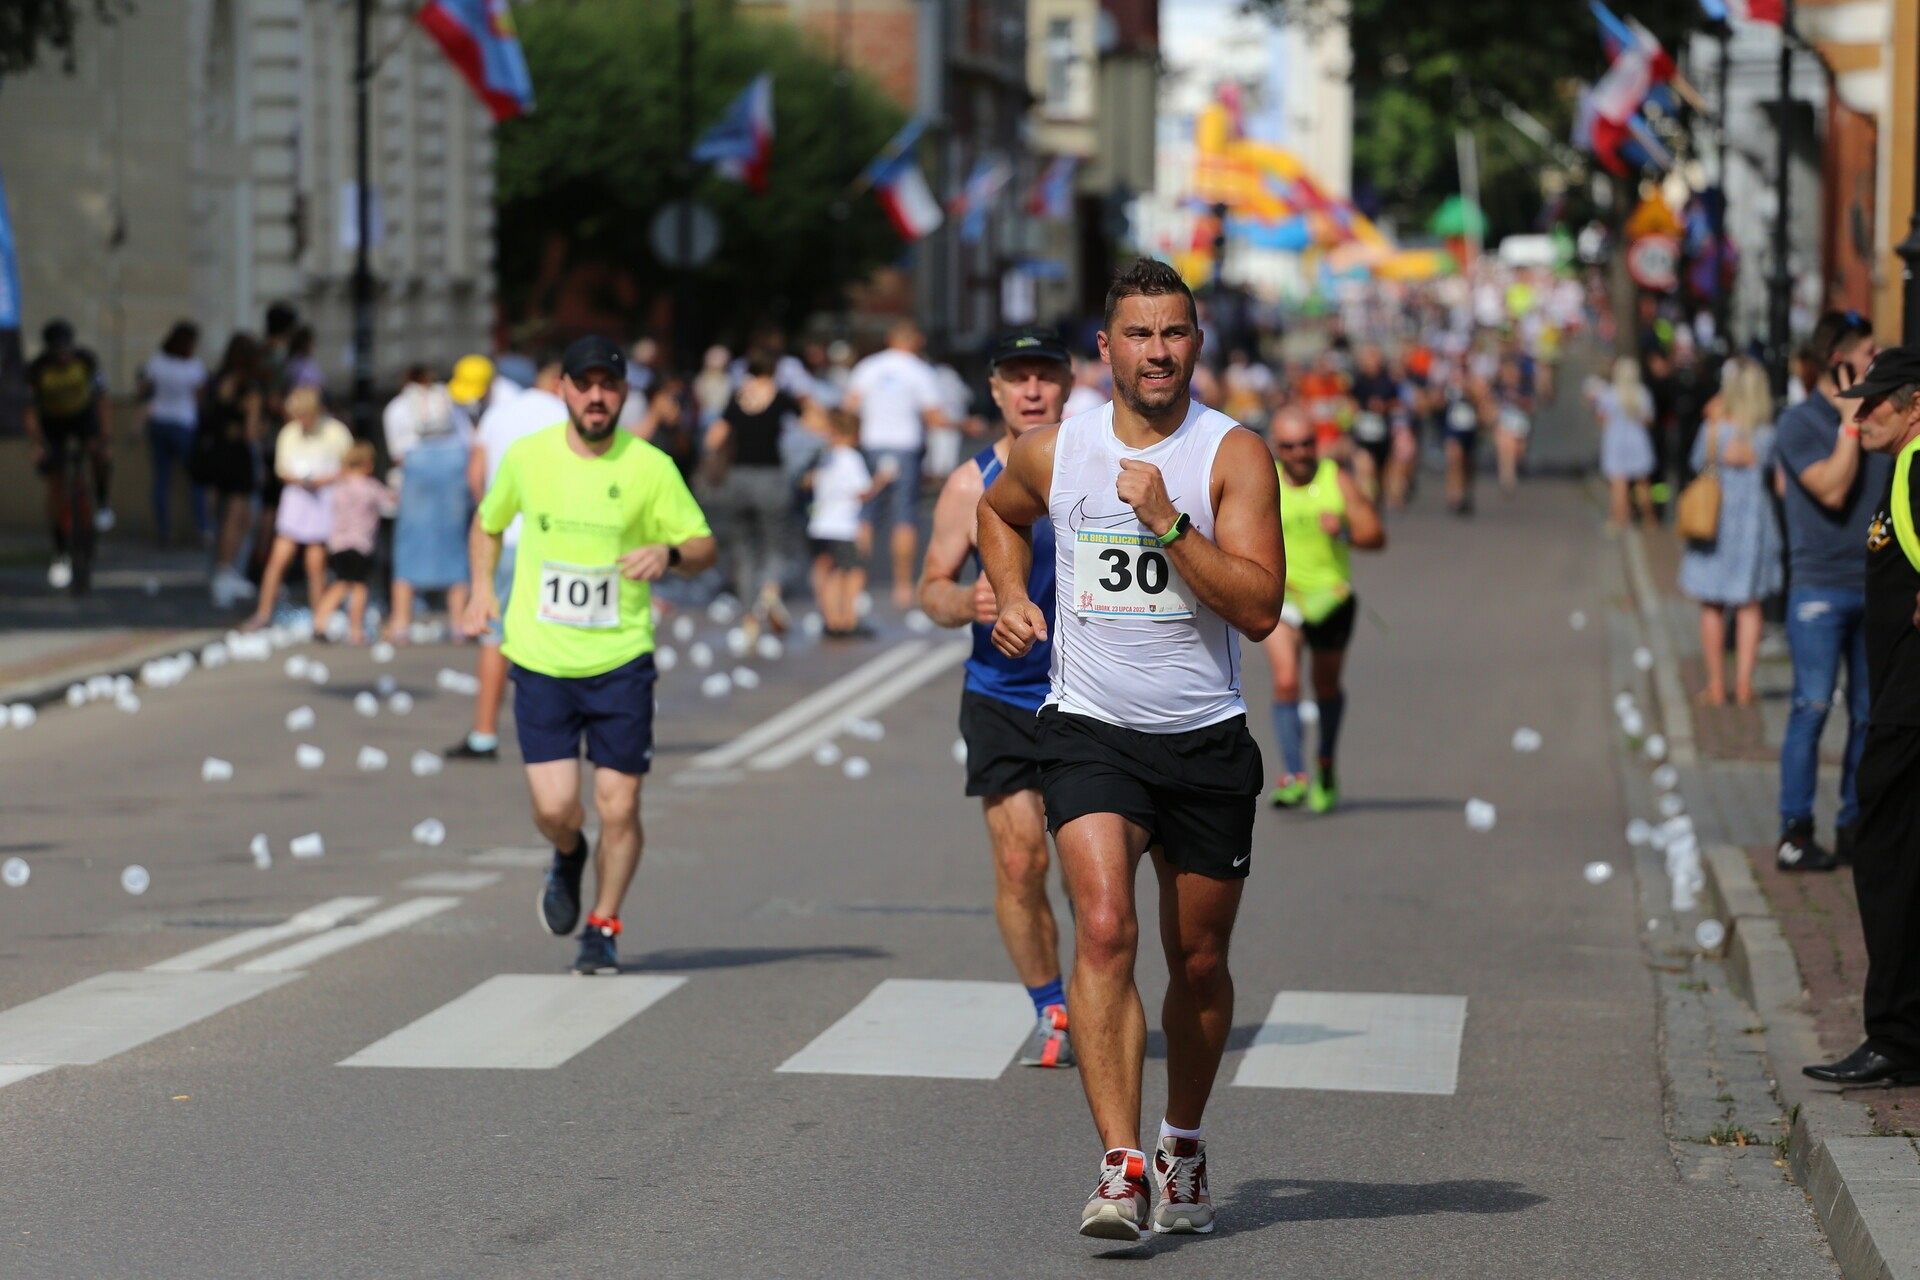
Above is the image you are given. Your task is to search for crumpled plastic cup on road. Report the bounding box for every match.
[1464,799,1497,832]
[354,692,380,718]
[296,744,325,770]
[411,819,446,847]
[249,834,273,869]
[290,833,325,859]
[410,750,442,777]
[201,757,234,783]
[357,746,389,772]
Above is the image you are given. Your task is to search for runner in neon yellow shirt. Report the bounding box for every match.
[464,335,717,974]
[1261,405,1384,813]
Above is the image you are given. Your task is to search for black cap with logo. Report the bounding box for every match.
[986,326,1071,371]
[1836,346,1920,403]
[562,335,627,383]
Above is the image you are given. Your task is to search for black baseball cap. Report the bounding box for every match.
[562,335,626,382]
[987,326,1071,371]
[1835,346,1920,401]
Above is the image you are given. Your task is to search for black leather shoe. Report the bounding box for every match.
[1802,1042,1920,1086]
[1777,820,1838,873]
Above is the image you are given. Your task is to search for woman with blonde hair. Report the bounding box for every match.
[1592,355,1657,528]
[1678,358,1783,706]
[242,386,352,632]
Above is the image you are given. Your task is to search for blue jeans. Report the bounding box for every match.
[147,418,208,543]
[1779,585,1870,830]
[863,447,924,530]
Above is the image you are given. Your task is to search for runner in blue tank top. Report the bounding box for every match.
[918,326,1080,1068]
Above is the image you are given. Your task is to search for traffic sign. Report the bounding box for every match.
[649,201,721,269]
[1626,235,1679,293]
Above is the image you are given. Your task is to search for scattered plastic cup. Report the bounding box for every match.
[120,865,151,895]
[290,833,325,859]
[371,641,396,664]
[843,756,871,780]
[756,636,785,662]
[1643,734,1667,762]
[1569,610,1588,631]
[65,683,87,708]
[689,643,714,669]
[1511,727,1542,753]
[115,691,142,714]
[1298,700,1320,726]
[905,610,934,633]
[411,818,447,847]
[848,719,885,742]
[708,597,739,626]
[813,742,842,767]
[1464,799,1497,832]
[354,692,380,718]
[1583,861,1614,885]
[1621,711,1645,738]
[296,744,325,770]
[357,746,389,772]
[1657,792,1686,819]
[1632,646,1655,672]
[284,654,311,680]
[952,738,968,765]
[1626,819,1653,846]
[389,692,414,716]
[701,672,733,699]
[801,612,826,639]
[410,750,442,777]
[672,616,698,644]
[307,662,331,686]
[1694,919,1727,951]
[249,834,272,869]
[1651,763,1680,792]
[732,666,761,690]
[2,856,29,888]
[726,627,751,657]
[9,703,37,729]
[376,675,397,697]
[655,646,678,672]
[201,757,234,783]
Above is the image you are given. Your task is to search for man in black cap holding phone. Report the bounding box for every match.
[463,335,717,974]
[1806,346,1920,1086]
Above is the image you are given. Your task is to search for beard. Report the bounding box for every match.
[574,414,617,441]
[1115,366,1189,418]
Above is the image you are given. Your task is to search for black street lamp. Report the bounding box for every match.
[1900,75,1920,345]
[351,0,375,439]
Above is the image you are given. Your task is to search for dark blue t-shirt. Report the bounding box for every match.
[1775,393,1890,592]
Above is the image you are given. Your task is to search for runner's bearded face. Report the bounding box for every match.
[1273,425,1318,485]
[989,357,1071,434]
[1102,295,1200,420]
[563,369,628,443]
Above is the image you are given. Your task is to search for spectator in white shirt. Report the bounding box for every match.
[382,364,455,474]
[136,320,208,545]
[846,321,947,607]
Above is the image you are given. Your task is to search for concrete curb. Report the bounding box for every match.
[0,628,226,710]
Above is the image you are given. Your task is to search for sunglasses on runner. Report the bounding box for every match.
[1274,440,1316,452]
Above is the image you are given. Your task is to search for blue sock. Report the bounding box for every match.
[1317,693,1347,772]
[1271,700,1305,775]
[1026,977,1065,1016]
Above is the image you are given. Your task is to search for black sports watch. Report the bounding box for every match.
[1156,512,1192,548]
[667,545,683,568]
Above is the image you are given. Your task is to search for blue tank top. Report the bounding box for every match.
[966,444,1055,710]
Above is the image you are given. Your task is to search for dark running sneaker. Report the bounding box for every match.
[444,735,499,761]
[539,839,589,936]
[573,914,621,975]
[1776,820,1838,873]
[1079,1149,1149,1240]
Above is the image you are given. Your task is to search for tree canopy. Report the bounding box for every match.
[1255,0,1694,237]
[497,0,910,341]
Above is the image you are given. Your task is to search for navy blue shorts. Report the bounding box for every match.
[510,653,657,775]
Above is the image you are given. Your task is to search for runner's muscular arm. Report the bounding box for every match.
[1337,469,1386,550]
[1116,428,1284,640]
[980,426,1057,658]
[919,460,990,627]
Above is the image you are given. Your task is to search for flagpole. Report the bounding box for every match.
[831,0,851,336]
[1768,1,1793,396]
[352,0,376,439]
[677,0,696,373]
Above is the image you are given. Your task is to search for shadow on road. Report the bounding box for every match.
[1317,796,1464,815]
[621,944,889,972]
[1144,1024,1266,1060]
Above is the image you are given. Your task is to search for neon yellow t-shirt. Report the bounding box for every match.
[477,425,711,678]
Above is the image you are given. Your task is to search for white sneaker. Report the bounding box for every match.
[1079,1149,1149,1241]
[93,507,116,533]
[47,557,73,590]
[1149,1135,1215,1234]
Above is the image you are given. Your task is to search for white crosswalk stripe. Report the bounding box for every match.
[147,897,383,973]
[0,971,298,1069]
[339,974,687,1069]
[237,897,460,973]
[1232,992,1468,1096]
[778,978,1035,1080]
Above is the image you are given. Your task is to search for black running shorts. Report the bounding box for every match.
[960,690,1044,797]
[1036,705,1263,880]
[1301,594,1358,653]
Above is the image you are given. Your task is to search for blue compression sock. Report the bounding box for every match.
[1316,693,1347,771]
[1026,977,1066,1016]
[1271,700,1305,776]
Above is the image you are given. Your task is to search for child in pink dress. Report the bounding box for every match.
[312,442,395,643]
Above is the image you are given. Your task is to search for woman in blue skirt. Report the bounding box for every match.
[387,414,470,640]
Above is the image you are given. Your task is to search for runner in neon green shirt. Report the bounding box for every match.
[1260,405,1384,813]
[463,336,717,974]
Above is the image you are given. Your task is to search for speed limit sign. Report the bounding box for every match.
[1626,235,1679,293]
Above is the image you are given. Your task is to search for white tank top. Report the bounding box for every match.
[1047,399,1248,732]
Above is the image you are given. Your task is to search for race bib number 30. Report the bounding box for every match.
[1073,530,1197,620]
[538,561,620,629]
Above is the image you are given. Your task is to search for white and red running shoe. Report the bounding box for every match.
[1150,1135,1214,1234]
[1079,1148,1150,1240]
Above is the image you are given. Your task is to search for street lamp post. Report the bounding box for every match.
[676,0,695,372]
[1768,3,1794,396]
[1713,24,1732,354]
[351,0,376,438]
[1898,61,1920,344]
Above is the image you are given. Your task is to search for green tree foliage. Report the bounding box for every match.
[1257,0,1692,237]
[0,0,132,75]
[497,0,909,336]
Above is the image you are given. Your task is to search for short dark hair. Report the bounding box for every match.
[161,321,199,358]
[1103,257,1196,330]
[1808,309,1873,369]
[265,302,298,338]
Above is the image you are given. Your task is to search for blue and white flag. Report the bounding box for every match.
[0,166,20,330]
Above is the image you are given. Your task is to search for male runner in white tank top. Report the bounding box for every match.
[979,259,1285,1241]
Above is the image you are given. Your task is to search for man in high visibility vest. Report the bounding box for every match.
[1807,346,1920,1086]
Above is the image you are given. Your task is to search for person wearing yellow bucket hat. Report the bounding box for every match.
[447,354,521,441]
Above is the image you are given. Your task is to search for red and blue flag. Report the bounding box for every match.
[416,0,534,122]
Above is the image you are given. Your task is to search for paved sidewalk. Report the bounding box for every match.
[1623,523,1920,1278]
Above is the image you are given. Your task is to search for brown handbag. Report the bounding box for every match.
[1676,427,1722,543]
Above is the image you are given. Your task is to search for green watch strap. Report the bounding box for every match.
[1157,513,1191,547]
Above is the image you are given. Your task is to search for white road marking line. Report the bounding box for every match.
[146,897,383,973]
[402,871,503,892]
[338,974,687,1069]
[237,897,460,973]
[777,978,1034,1079]
[686,641,931,771]
[751,642,969,771]
[0,971,298,1066]
[0,1064,54,1090]
[1232,992,1468,1096]
[470,847,550,868]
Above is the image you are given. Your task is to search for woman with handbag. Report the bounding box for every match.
[1678,358,1783,707]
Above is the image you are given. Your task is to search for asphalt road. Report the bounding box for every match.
[0,477,1836,1278]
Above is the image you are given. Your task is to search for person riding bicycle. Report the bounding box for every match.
[25,319,115,589]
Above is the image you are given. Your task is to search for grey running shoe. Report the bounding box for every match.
[1150,1135,1215,1234]
[1018,1004,1075,1069]
[1079,1149,1149,1241]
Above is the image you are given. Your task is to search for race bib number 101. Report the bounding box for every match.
[1072,530,1197,620]
[538,561,620,629]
